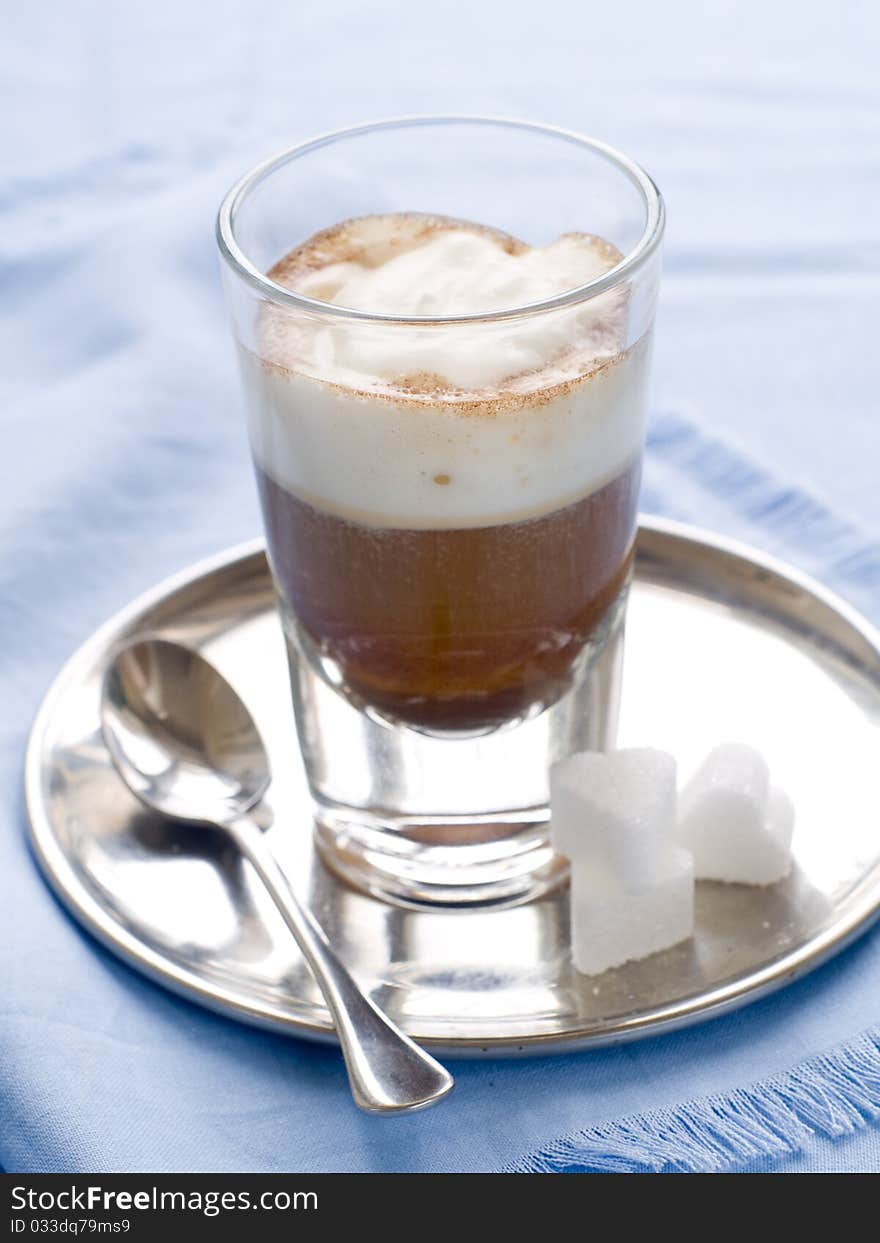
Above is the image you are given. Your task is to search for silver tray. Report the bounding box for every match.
[24,518,880,1055]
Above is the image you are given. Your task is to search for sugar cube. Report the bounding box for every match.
[570,848,694,975]
[550,748,677,885]
[678,743,794,885]
[550,748,694,975]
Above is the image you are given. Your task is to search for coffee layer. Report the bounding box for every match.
[258,460,640,731]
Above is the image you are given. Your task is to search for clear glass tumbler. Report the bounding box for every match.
[217,116,664,908]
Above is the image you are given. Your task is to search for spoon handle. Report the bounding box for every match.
[225,814,454,1113]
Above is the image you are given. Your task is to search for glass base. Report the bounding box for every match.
[314,809,569,909]
[285,587,628,910]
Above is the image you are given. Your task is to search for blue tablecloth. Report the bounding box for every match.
[2,0,879,1173]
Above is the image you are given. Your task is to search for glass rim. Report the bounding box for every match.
[216,114,665,326]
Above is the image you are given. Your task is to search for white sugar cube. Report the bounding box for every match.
[678,744,794,885]
[570,848,694,976]
[550,748,677,885]
[550,748,694,975]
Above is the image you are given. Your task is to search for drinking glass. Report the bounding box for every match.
[217,116,664,908]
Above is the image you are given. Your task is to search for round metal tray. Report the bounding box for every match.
[24,518,880,1055]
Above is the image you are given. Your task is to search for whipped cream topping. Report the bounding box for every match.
[264,215,625,392]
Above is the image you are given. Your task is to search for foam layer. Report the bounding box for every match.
[243,214,651,528]
[267,215,624,390]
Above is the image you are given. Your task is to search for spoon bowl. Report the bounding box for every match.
[102,638,269,825]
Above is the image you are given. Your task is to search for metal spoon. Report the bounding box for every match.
[100,637,453,1114]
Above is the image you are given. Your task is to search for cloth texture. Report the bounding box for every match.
[2,0,879,1173]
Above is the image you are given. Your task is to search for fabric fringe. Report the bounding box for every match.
[505,1028,880,1172]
